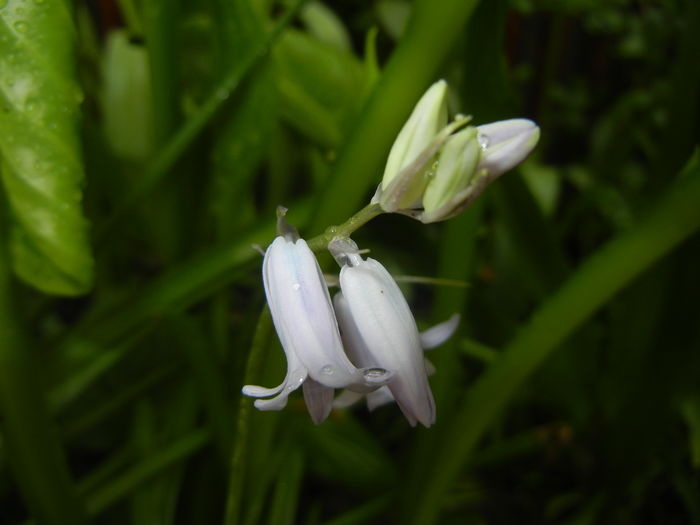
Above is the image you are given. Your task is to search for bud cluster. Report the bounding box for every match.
[374,80,540,223]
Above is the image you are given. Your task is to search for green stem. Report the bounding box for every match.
[142,0,179,145]
[224,306,274,525]
[305,202,384,252]
[410,154,700,525]
[0,229,86,523]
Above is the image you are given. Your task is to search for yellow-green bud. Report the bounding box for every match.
[421,126,481,223]
[378,80,448,211]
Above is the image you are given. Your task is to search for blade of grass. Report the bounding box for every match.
[99,0,307,238]
[0,226,86,524]
[410,153,700,524]
[61,364,176,440]
[223,306,273,525]
[266,446,304,525]
[85,428,210,517]
[320,495,392,525]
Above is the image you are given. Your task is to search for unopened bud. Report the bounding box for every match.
[378,80,448,211]
[421,126,481,223]
[476,119,540,177]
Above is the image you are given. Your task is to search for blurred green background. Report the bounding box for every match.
[1,0,700,523]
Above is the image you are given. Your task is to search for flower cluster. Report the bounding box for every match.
[243,212,456,426]
[243,80,539,427]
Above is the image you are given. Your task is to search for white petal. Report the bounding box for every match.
[420,313,460,349]
[366,386,396,412]
[340,258,435,427]
[242,366,307,398]
[333,389,364,409]
[263,236,365,389]
[334,292,395,394]
[303,378,334,424]
[244,365,307,411]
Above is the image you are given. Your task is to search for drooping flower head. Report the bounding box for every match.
[242,209,392,424]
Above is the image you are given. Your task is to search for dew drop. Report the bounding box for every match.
[363,368,387,379]
[321,365,334,375]
[292,282,301,291]
[14,21,28,33]
[216,88,229,100]
[477,132,490,150]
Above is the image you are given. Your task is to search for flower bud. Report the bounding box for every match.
[414,118,540,223]
[476,118,540,177]
[420,126,481,223]
[378,80,448,211]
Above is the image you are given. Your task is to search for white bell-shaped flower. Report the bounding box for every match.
[329,238,440,427]
[243,214,392,424]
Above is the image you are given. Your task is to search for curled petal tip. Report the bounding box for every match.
[420,313,460,349]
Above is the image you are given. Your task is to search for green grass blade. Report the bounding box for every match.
[411,152,700,524]
[0,225,86,523]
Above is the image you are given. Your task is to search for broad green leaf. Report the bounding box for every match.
[0,0,93,295]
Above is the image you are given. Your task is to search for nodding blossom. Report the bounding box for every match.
[329,237,458,428]
[242,211,392,424]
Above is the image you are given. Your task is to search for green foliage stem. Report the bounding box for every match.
[410,153,700,525]
[224,306,274,525]
[0,225,85,523]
